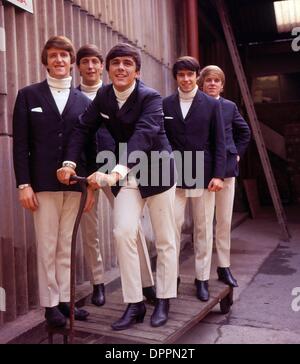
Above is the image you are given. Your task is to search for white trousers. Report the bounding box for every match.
[33,191,81,307]
[175,188,215,281]
[113,185,177,303]
[80,191,104,285]
[102,186,154,288]
[215,177,235,267]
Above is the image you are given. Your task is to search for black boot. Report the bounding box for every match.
[142,286,156,304]
[217,267,238,287]
[195,279,209,301]
[150,298,170,327]
[111,302,146,331]
[177,276,181,289]
[45,306,67,328]
[91,283,105,306]
[58,302,89,321]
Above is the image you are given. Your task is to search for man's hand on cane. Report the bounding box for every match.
[57,167,77,185]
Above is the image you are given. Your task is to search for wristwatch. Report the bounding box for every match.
[18,184,31,190]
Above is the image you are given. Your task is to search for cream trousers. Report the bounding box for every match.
[33,191,81,307]
[215,177,235,267]
[113,185,177,303]
[80,191,104,285]
[175,188,215,281]
[81,185,154,287]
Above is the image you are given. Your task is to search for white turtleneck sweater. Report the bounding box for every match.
[178,86,198,119]
[113,81,136,109]
[80,80,103,101]
[111,81,137,180]
[47,74,72,115]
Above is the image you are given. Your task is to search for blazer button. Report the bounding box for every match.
[58,133,63,137]
[58,146,62,150]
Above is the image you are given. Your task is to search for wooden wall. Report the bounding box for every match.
[0,0,186,327]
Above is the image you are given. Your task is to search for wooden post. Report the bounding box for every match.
[215,0,290,241]
[185,0,200,61]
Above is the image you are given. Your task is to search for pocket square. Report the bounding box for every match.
[164,116,174,120]
[100,112,110,119]
[31,107,43,113]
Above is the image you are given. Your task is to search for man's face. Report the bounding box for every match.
[46,47,71,79]
[108,56,139,92]
[78,56,103,86]
[202,72,224,98]
[176,69,198,93]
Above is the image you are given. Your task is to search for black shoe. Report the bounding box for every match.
[45,306,67,328]
[195,279,209,301]
[111,302,146,331]
[142,286,156,304]
[150,298,170,327]
[91,283,105,306]
[217,267,238,287]
[58,302,89,321]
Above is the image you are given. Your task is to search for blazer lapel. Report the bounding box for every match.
[172,93,184,122]
[39,80,61,117]
[106,86,120,115]
[62,86,77,117]
[219,96,225,112]
[184,90,203,121]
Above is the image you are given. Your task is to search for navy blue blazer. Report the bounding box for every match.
[219,97,251,177]
[66,80,176,198]
[13,80,93,192]
[163,90,226,189]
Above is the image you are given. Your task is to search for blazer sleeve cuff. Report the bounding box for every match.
[63,161,77,170]
[112,164,130,179]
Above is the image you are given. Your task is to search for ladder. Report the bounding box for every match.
[215,0,290,241]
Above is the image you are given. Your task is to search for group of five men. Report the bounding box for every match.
[13,36,251,331]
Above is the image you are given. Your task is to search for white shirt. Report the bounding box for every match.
[113,81,136,109]
[178,86,198,119]
[80,81,103,101]
[47,74,71,115]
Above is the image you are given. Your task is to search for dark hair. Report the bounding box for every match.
[76,44,104,66]
[41,35,75,66]
[105,43,141,72]
[172,56,200,79]
[198,65,225,90]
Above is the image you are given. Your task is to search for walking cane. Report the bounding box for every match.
[69,175,88,344]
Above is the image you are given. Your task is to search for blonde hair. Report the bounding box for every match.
[198,65,225,90]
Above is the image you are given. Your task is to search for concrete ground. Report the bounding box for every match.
[176,206,300,344]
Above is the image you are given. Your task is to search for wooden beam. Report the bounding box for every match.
[185,0,200,61]
[215,0,290,241]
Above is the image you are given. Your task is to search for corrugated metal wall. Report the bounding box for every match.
[0,0,186,327]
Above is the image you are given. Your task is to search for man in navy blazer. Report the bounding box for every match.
[13,36,92,328]
[199,65,251,287]
[76,44,156,307]
[163,56,226,302]
[57,43,177,330]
